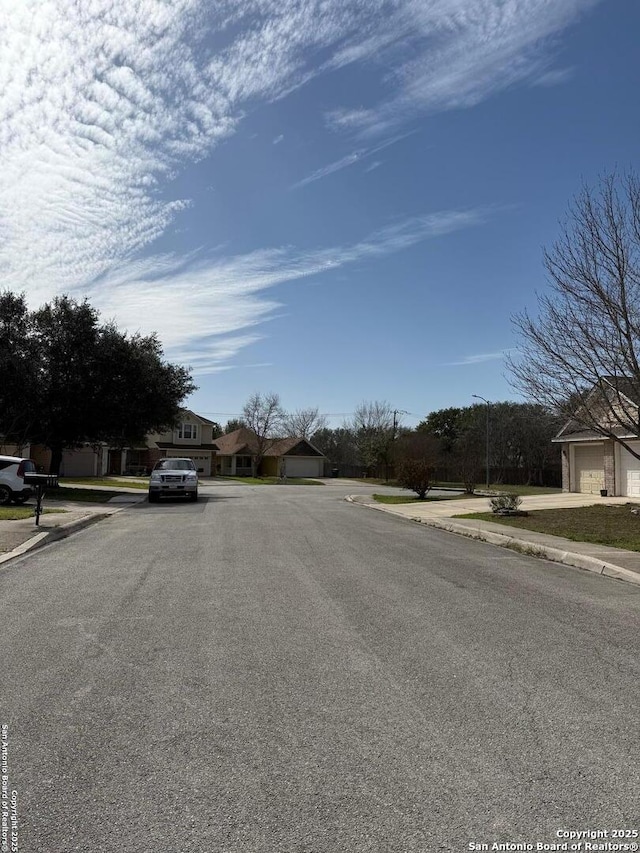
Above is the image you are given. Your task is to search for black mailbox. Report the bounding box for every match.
[23,473,59,526]
[24,473,59,488]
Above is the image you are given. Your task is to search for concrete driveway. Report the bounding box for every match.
[353,491,640,520]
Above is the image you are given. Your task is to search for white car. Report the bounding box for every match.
[148,458,198,502]
[0,455,36,505]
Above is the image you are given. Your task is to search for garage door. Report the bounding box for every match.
[190,455,211,476]
[284,457,323,478]
[574,445,605,494]
[61,448,97,477]
[619,442,640,497]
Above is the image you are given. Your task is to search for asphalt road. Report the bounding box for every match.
[2,482,639,852]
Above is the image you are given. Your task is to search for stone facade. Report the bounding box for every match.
[604,439,616,495]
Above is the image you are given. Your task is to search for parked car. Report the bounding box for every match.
[0,455,36,505]
[148,458,198,502]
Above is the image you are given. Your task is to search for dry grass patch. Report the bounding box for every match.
[457,503,640,551]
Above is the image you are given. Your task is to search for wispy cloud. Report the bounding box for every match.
[324,1,600,137]
[532,67,575,88]
[291,133,411,189]
[446,351,512,367]
[88,208,491,372]
[0,0,600,366]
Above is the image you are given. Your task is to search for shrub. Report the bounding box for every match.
[397,459,435,499]
[490,493,523,513]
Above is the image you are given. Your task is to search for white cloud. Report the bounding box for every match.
[446,351,512,366]
[324,0,600,136]
[291,133,411,189]
[88,208,491,373]
[0,0,600,366]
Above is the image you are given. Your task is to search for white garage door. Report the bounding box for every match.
[574,445,605,494]
[619,442,640,497]
[284,457,323,478]
[166,452,211,476]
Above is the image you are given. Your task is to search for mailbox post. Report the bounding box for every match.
[23,473,59,526]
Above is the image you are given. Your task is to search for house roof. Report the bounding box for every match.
[553,376,640,442]
[212,427,256,456]
[214,428,325,458]
[179,408,218,426]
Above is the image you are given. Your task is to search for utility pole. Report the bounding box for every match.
[472,395,491,490]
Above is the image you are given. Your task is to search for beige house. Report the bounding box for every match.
[553,378,640,497]
[122,410,220,476]
[214,428,325,478]
[10,410,219,477]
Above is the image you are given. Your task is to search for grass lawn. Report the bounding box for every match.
[60,477,148,490]
[221,476,324,486]
[457,503,640,551]
[352,478,400,487]
[373,493,478,504]
[45,486,130,503]
[355,479,560,496]
[0,506,66,521]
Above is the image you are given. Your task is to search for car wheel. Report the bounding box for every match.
[190,491,198,502]
[148,492,159,503]
[0,487,12,506]
[12,495,29,505]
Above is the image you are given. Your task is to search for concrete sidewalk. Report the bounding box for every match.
[349,492,640,586]
[0,495,145,566]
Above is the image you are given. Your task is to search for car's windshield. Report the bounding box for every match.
[154,459,195,471]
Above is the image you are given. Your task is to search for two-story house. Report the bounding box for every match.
[120,410,220,476]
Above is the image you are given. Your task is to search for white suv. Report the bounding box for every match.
[148,458,198,503]
[0,455,36,505]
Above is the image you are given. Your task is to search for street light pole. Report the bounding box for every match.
[472,394,491,490]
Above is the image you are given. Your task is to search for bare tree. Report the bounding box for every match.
[351,400,395,477]
[283,407,328,440]
[508,171,640,459]
[242,392,284,476]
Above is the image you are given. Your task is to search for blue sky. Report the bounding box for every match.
[1,0,638,428]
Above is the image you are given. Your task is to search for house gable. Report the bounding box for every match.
[553,378,640,443]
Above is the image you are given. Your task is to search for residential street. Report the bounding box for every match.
[2,482,639,852]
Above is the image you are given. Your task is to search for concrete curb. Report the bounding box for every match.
[346,496,640,587]
[0,512,114,567]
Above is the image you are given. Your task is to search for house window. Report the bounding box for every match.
[178,423,197,440]
[236,455,252,469]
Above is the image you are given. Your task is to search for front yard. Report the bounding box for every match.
[46,486,134,503]
[373,493,476,504]
[61,477,149,490]
[0,506,66,520]
[458,504,640,551]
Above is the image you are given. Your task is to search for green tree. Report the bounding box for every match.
[311,427,358,470]
[416,407,462,452]
[224,418,246,433]
[0,293,196,473]
[0,292,38,448]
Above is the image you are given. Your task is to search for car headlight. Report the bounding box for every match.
[186,472,197,480]
[150,472,161,481]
